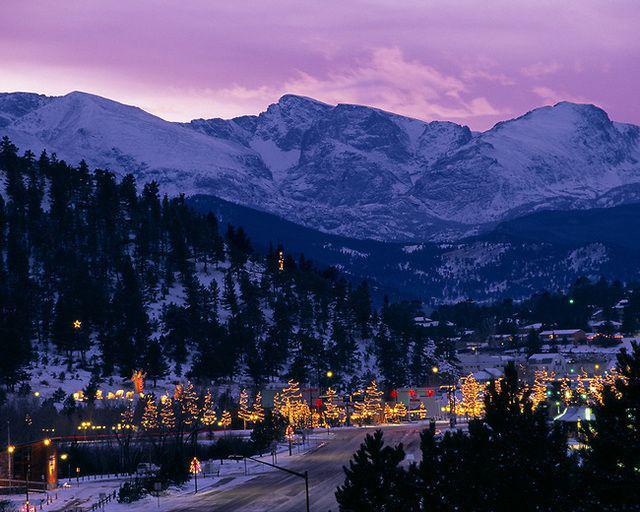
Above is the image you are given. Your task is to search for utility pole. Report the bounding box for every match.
[6,420,11,489]
[25,451,31,511]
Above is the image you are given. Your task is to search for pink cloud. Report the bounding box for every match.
[521,62,562,77]
[532,86,589,105]
[0,0,637,130]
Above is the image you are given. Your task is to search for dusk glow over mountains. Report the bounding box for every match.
[1,0,638,129]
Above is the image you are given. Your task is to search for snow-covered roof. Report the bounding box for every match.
[540,329,583,336]
[588,320,622,328]
[473,367,504,381]
[528,353,566,362]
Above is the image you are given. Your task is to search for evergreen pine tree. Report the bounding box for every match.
[335,430,416,512]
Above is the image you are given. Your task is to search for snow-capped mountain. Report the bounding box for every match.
[2,91,639,242]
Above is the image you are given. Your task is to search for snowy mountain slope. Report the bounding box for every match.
[411,103,640,224]
[2,91,640,241]
[3,91,276,203]
[189,195,640,303]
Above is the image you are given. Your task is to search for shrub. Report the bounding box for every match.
[118,480,147,503]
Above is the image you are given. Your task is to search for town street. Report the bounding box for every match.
[168,425,426,512]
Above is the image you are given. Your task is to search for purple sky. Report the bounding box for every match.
[1,0,639,130]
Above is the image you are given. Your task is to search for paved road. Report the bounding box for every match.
[170,425,425,512]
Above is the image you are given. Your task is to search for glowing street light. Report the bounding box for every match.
[326,370,333,378]
[7,445,15,454]
[43,438,51,446]
[431,366,439,374]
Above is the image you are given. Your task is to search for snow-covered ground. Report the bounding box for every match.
[1,432,332,512]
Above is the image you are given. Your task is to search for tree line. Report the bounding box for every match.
[0,137,441,396]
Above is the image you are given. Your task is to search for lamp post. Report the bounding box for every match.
[25,452,31,510]
[230,455,310,512]
[7,444,15,490]
[60,454,70,484]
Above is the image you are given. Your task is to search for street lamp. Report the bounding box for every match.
[43,438,51,446]
[60,454,71,483]
[7,445,15,489]
[326,370,333,379]
[431,366,439,374]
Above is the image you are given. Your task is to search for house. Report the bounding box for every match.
[414,316,454,328]
[539,329,586,344]
[518,322,542,333]
[457,353,515,375]
[528,353,568,375]
[472,367,504,382]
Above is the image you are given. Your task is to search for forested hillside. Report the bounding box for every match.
[0,137,445,394]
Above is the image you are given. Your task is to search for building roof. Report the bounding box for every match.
[540,329,584,336]
[528,353,566,362]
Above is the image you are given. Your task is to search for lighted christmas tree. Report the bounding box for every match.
[201,389,217,427]
[354,380,383,423]
[238,389,252,429]
[576,370,589,402]
[141,395,159,431]
[160,397,176,431]
[384,403,394,422]
[186,382,202,426]
[560,379,573,405]
[459,374,485,418]
[531,369,551,409]
[118,404,135,432]
[324,388,342,425]
[394,401,407,422]
[220,409,232,429]
[590,369,626,405]
[417,401,427,420]
[275,380,308,427]
[251,391,265,423]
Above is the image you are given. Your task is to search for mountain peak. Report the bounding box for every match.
[276,93,331,109]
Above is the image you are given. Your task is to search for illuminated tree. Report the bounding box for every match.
[417,401,427,420]
[238,389,252,429]
[160,397,176,431]
[384,403,394,422]
[560,379,573,405]
[201,389,217,427]
[274,380,308,427]
[251,391,265,423]
[576,371,589,402]
[141,395,159,431]
[459,374,485,418]
[354,380,383,423]
[395,401,407,421]
[590,369,626,405]
[120,404,135,428]
[180,382,200,426]
[324,388,342,425]
[531,369,551,409]
[220,409,232,429]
